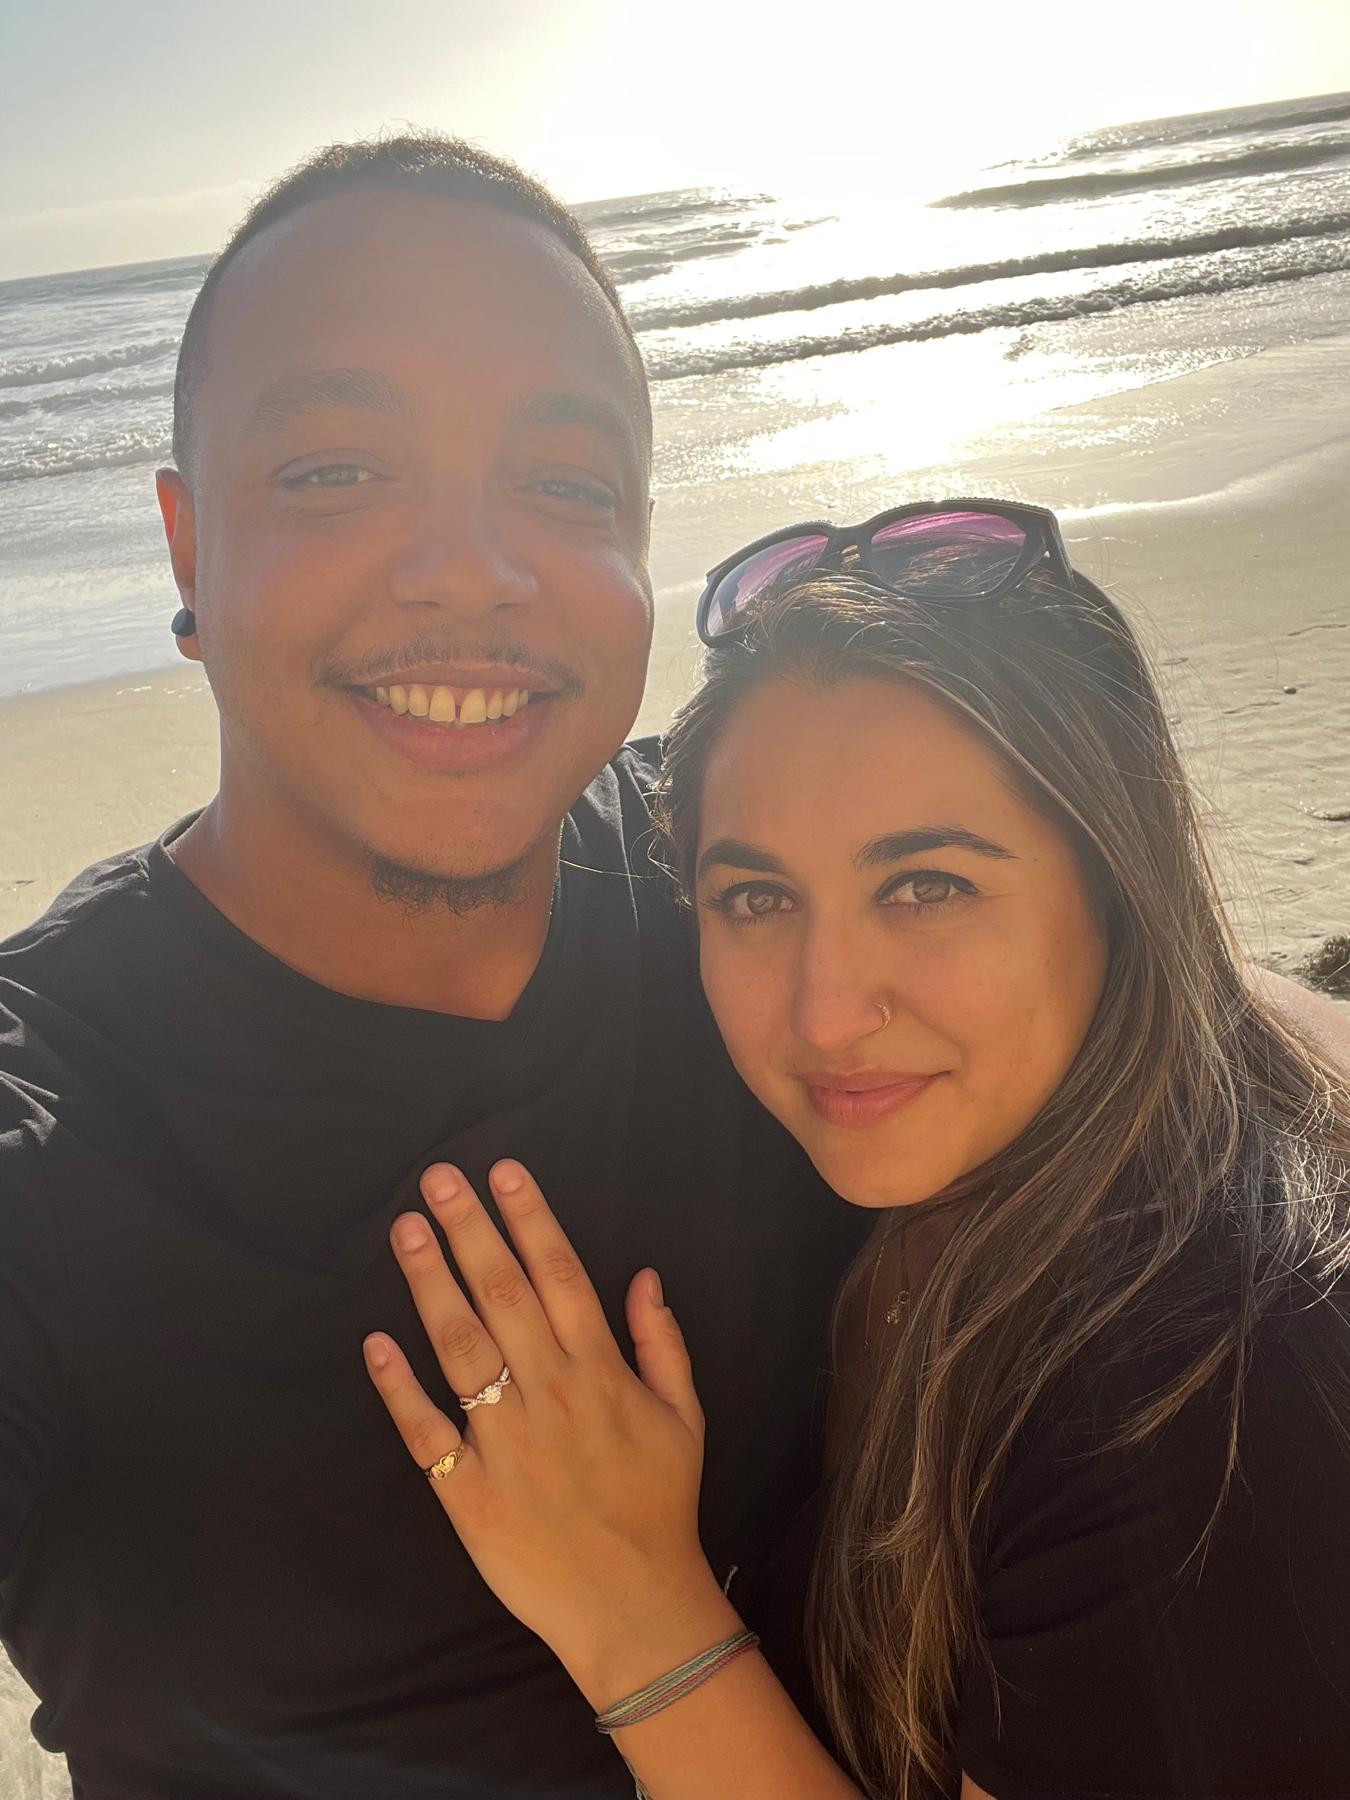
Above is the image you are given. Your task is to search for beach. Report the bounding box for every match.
[5,329,1348,964]
[3,94,1350,1788]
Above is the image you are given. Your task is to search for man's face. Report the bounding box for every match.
[165,191,652,886]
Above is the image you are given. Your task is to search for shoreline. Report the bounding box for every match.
[4,335,1350,961]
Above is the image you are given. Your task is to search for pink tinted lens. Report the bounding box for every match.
[705,534,831,636]
[869,511,1027,597]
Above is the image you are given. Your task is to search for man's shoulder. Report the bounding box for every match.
[617,734,662,781]
[0,838,160,984]
[595,735,662,813]
[0,839,166,1102]
[569,737,667,873]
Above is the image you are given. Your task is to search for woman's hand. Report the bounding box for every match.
[363,1159,740,1704]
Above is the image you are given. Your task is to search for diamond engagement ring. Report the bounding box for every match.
[459,1365,511,1411]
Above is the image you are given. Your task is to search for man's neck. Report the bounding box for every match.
[168,789,560,1022]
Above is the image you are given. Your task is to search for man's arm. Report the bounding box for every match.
[0,1095,70,1593]
[1247,967,1350,1072]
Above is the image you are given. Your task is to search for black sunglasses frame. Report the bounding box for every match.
[695,497,1075,646]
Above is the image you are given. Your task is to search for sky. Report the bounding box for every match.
[3,0,1350,280]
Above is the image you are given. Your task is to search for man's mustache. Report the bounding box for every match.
[316,633,586,698]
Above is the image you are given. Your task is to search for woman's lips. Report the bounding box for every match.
[801,1071,941,1128]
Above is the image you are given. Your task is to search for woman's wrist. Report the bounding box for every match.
[556,1565,746,1713]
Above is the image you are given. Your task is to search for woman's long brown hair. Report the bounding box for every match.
[653,567,1350,1797]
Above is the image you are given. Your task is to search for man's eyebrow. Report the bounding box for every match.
[244,368,407,436]
[854,827,1014,869]
[696,838,789,881]
[519,388,636,455]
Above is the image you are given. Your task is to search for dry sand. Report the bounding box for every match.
[0,668,219,938]
[1,334,1347,1787]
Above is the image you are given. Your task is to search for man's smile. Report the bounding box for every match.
[348,681,557,774]
[367,682,532,726]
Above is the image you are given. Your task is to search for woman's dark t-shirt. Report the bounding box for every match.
[757,1261,1350,1798]
[956,1282,1350,1798]
[0,745,864,1800]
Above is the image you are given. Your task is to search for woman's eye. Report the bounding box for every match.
[880,870,973,910]
[706,882,797,922]
[282,464,377,490]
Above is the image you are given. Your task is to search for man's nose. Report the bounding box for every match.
[789,926,890,1057]
[386,490,539,622]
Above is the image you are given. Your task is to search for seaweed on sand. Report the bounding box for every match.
[1295,936,1350,998]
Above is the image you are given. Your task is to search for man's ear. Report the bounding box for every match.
[156,468,203,665]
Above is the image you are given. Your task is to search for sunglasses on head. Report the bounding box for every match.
[695,499,1075,646]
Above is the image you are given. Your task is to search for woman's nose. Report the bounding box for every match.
[788,932,891,1057]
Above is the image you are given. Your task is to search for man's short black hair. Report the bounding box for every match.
[172,132,650,479]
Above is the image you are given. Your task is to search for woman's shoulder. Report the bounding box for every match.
[959,1267,1350,1798]
[992,1255,1349,1552]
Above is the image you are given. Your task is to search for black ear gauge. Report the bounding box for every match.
[170,607,197,638]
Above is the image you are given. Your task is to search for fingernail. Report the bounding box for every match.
[648,1270,663,1307]
[491,1160,524,1195]
[422,1166,461,1207]
[393,1213,430,1251]
[365,1334,391,1370]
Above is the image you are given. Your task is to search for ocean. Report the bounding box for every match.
[3,88,1350,699]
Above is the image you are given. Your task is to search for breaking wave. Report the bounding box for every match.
[644,234,1350,380]
[0,429,169,484]
[1057,94,1350,161]
[0,376,175,422]
[935,137,1350,209]
[0,337,178,392]
[628,213,1350,333]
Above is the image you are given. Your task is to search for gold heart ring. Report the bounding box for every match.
[424,1446,466,1481]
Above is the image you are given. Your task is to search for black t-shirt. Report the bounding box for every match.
[0,744,864,1800]
[754,1266,1350,1799]
[956,1284,1350,1798]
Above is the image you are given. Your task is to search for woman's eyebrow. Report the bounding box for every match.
[696,838,788,880]
[854,827,1014,868]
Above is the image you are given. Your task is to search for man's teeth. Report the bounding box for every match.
[370,684,531,726]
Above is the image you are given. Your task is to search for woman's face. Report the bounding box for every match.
[695,676,1110,1209]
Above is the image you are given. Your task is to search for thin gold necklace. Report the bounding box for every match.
[862,1212,908,1356]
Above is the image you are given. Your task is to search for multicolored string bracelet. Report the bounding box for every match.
[594,1628,760,1737]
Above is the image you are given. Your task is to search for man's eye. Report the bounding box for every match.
[705,882,797,923]
[879,871,974,910]
[530,477,616,510]
[282,465,377,490]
